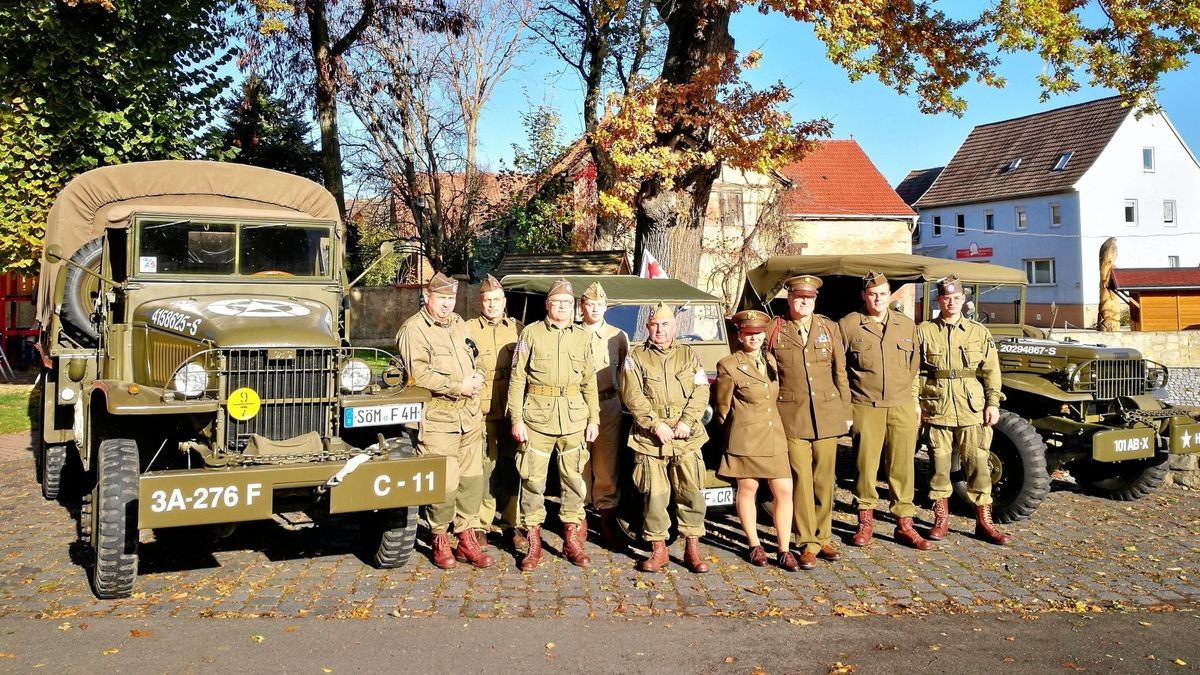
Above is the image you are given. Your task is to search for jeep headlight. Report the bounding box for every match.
[172,363,209,398]
[340,359,373,393]
[1146,365,1168,391]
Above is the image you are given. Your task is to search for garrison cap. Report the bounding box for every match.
[862,270,888,289]
[582,281,607,301]
[731,309,770,334]
[650,302,674,322]
[428,271,458,295]
[548,277,574,298]
[785,274,822,298]
[936,275,963,295]
[479,274,503,293]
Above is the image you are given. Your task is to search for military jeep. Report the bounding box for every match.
[743,254,1200,523]
[35,160,446,598]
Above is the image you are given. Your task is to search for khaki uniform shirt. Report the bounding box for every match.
[585,320,629,398]
[620,340,711,457]
[712,350,786,458]
[395,309,482,434]
[839,310,920,407]
[466,315,523,421]
[770,314,851,440]
[916,317,1002,427]
[507,320,600,435]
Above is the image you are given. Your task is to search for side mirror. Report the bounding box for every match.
[44,243,118,287]
[347,240,399,289]
[44,244,65,264]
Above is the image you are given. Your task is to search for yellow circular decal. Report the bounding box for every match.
[227,387,261,420]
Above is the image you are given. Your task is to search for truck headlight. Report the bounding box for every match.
[340,359,373,393]
[1146,366,1168,391]
[172,363,209,398]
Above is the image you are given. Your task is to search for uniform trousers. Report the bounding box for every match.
[478,418,520,530]
[516,427,589,527]
[632,448,707,541]
[416,424,484,534]
[788,436,839,553]
[927,423,993,506]
[851,402,919,517]
[583,396,624,509]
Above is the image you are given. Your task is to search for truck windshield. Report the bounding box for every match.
[605,302,727,343]
[135,218,334,279]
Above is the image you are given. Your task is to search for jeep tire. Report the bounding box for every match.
[1075,455,1168,501]
[952,410,1050,524]
[90,438,140,599]
[362,436,419,568]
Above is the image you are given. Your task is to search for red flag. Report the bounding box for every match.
[639,250,668,279]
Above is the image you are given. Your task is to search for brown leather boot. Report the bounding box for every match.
[895,516,934,550]
[927,498,950,540]
[505,527,529,553]
[683,537,710,573]
[598,508,625,550]
[974,505,1012,545]
[430,532,457,570]
[453,528,496,568]
[638,540,669,572]
[850,509,874,547]
[561,522,592,568]
[519,526,543,571]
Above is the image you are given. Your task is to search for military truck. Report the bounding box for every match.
[743,254,1200,523]
[501,274,734,537]
[35,161,447,599]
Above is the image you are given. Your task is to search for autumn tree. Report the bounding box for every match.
[0,0,231,271]
[201,76,324,181]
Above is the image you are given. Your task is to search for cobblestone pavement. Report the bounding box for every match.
[2,434,1198,622]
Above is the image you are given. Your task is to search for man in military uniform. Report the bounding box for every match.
[395,272,494,569]
[917,275,1011,545]
[769,275,851,570]
[466,274,523,547]
[620,303,711,573]
[579,281,630,548]
[508,278,600,570]
[839,271,931,550]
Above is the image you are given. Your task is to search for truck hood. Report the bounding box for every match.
[134,294,337,347]
[997,337,1145,361]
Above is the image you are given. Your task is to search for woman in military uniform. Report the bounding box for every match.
[712,310,799,571]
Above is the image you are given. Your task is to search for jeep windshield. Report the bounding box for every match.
[605,302,727,344]
[133,217,335,280]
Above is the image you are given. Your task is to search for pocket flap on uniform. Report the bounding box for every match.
[777,391,795,402]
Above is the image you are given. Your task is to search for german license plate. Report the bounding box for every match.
[703,486,735,507]
[1170,421,1200,454]
[343,402,423,428]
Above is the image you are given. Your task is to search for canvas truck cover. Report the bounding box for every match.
[36,160,340,327]
[741,254,1028,309]
[501,274,722,304]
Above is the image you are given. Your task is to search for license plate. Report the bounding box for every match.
[703,486,735,507]
[1092,428,1155,462]
[344,402,423,428]
[1170,421,1200,454]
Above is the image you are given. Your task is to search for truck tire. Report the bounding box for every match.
[90,438,140,599]
[39,443,69,501]
[952,410,1050,524]
[1075,456,1168,501]
[362,436,419,569]
[61,237,104,347]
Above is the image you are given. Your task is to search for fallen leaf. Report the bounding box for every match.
[286,626,299,633]
[828,661,857,674]
[788,618,818,626]
[545,643,555,650]
[1176,659,1188,666]
[101,648,119,656]
[322,669,332,673]
[250,635,265,644]
[1139,621,1152,627]
[0,653,14,659]
[833,605,864,617]
[1124,545,1137,552]
[1062,661,1084,670]
[1006,636,1015,642]
[129,629,153,638]
[724,656,736,664]
[57,623,71,631]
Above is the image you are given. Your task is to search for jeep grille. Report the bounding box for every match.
[222,348,339,451]
[1076,359,1147,399]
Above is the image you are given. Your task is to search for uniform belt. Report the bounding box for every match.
[656,406,680,419]
[925,368,976,380]
[528,384,581,396]
[428,396,469,408]
[599,389,618,401]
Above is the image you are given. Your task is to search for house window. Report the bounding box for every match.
[1024,259,1056,285]
[933,215,942,237]
[1015,206,1027,230]
[985,210,994,231]
[717,191,744,229]
[1143,147,1155,172]
[1124,199,1138,225]
[1168,256,1180,268]
[956,213,965,235]
[1050,203,1062,227]
[1052,152,1072,171]
[1164,199,1177,226]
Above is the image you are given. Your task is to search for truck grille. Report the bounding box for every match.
[222,348,340,451]
[1080,359,1147,400]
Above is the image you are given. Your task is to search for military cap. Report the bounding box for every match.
[785,274,822,298]
[863,270,888,289]
[936,275,963,295]
[428,271,458,295]
[731,309,770,334]
[479,273,503,293]
[650,302,674,322]
[548,277,574,298]
[582,281,607,301]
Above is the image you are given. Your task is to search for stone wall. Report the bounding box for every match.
[1050,329,1200,369]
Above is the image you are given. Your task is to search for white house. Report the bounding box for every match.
[899,96,1200,328]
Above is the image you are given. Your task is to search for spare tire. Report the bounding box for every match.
[61,237,104,347]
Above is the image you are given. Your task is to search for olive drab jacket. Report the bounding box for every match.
[507,320,600,435]
[587,320,629,397]
[620,340,711,457]
[466,315,523,421]
[769,315,852,440]
[838,310,920,407]
[395,309,483,434]
[915,317,1003,427]
[712,350,787,459]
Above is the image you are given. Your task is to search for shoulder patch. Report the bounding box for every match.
[694,367,708,385]
[623,356,635,371]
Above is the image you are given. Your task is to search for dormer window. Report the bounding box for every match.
[1003,158,1022,173]
[1052,152,1072,171]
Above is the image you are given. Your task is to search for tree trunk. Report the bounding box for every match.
[307,0,348,222]
[582,24,620,248]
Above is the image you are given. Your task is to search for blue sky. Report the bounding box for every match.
[475,7,1200,187]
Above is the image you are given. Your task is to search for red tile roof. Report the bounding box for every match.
[778,140,915,218]
[1114,267,1200,290]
